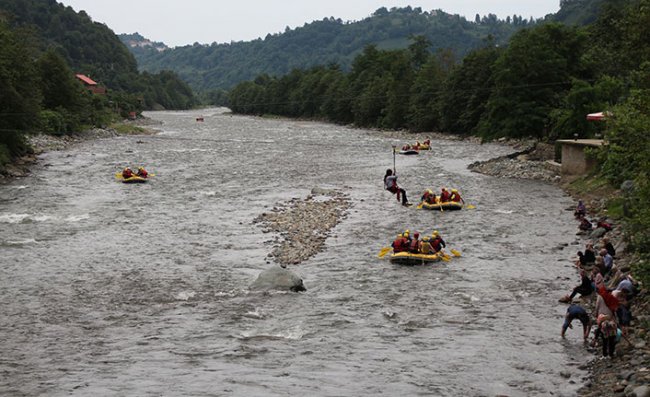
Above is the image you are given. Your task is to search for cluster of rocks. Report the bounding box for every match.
[468,141,561,182]
[253,187,351,265]
[569,211,650,396]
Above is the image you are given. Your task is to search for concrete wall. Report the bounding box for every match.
[557,140,603,175]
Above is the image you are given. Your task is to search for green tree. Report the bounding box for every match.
[478,23,588,139]
[0,23,40,165]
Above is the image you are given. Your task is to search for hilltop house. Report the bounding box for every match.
[75,74,106,95]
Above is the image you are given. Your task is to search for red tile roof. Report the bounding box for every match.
[75,74,97,86]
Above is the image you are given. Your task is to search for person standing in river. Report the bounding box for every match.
[561,304,592,341]
[384,169,410,206]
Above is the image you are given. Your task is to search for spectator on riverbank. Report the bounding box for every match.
[599,249,614,276]
[597,314,618,357]
[579,216,593,232]
[574,200,586,218]
[561,304,592,341]
[576,242,596,268]
[559,269,595,303]
[602,237,616,258]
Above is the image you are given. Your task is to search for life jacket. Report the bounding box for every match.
[440,190,450,202]
[392,238,407,253]
[431,237,444,252]
[409,238,420,253]
[137,169,148,178]
[420,240,432,254]
[450,193,461,202]
[122,170,133,178]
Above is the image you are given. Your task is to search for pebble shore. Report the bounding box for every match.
[253,188,351,265]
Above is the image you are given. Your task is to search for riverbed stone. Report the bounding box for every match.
[249,266,306,292]
[632,385,650,397]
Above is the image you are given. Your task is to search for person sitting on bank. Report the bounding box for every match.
[599,249,614,276]
[384,169,410,206]
[602,237,616,258]
[122,167,133,179]
[561,304,592,341]
[559,269,594,303]
[578,217,593,231]
[576,242,596,268]
[574,200,586,219]
[440,187,451,202]
[449,189,465,204]
[136,166,148,178]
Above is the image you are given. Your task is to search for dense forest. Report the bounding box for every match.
[228,0,650,280]
[0,0,197,169]
[122,7,541,95]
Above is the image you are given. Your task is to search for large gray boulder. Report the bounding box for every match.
[589,227,608,239]
[250,266,306,292]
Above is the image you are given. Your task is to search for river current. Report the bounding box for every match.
[1,108,585,396]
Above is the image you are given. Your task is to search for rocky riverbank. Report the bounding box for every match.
[573,215,650,397]
[467,140,562,182]
[465,137,649,396]
[0,118,162,181]
[253,188,351,265]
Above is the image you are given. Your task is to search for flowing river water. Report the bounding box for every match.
[1,108,586,396]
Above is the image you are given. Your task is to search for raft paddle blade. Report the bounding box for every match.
[466,204,476,209]
[378,247,392,258]
[451,249,461,257]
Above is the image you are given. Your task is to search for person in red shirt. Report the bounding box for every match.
[122,167,133,179]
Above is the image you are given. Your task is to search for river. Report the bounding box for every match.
[0,108,585,396]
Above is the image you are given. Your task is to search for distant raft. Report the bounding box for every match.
[389,251,443,265]
[115,172,149,184]
[419,201,463,211]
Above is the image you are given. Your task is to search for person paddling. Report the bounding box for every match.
[122,167,133,179]
[384,169,410,206]
[136,166,149,178]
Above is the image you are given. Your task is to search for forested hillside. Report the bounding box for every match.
[122,7,538,93]
[0,0,196,109]
[0,0,197,171]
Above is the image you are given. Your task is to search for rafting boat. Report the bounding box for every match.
[115,172,149,183]
[419,201,463,211]
[389,251,443,265]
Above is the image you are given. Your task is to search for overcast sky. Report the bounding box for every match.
[58,0,561,47]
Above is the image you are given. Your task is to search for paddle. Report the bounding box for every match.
[466,204,476,209]
[417,202,423,210]
[450,249,461,257]
[378,247,392,258]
